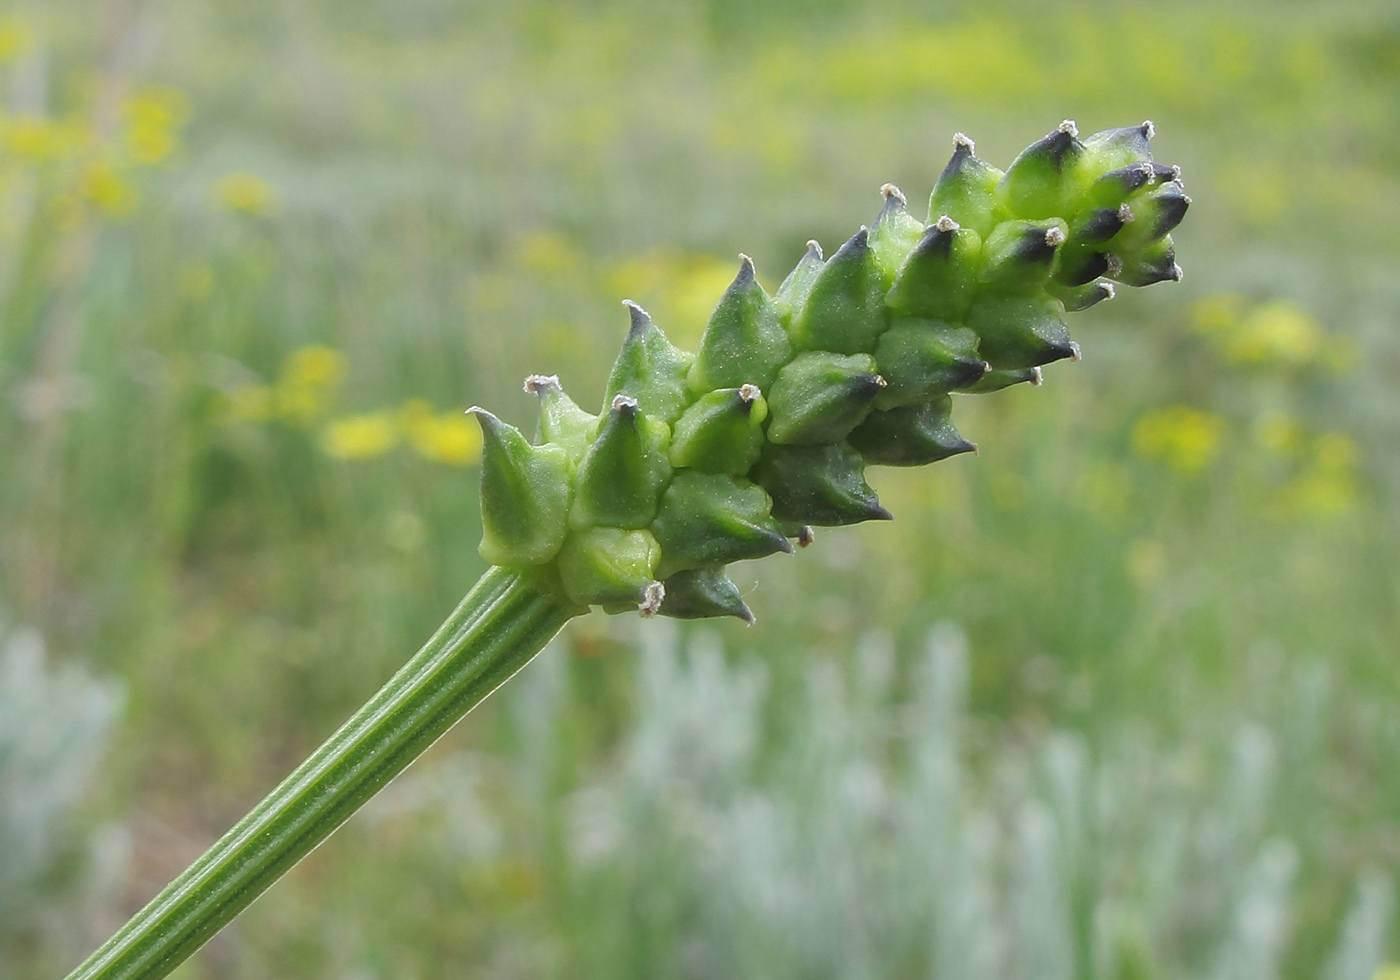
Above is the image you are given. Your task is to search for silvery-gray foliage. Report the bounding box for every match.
[0,617,122,937]
[381,621,1393,979]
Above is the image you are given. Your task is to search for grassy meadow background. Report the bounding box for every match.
[3,0,1399,976]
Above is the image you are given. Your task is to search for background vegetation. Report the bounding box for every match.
[2,0,1398,976]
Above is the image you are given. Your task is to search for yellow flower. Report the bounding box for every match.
[515,231,581,277]
[121,87,189,165]
[0,17,32,64]
[1224,300,1322,367]
[1190,292,1246,339]
[1131,405,1224,474]
[4,116,85,162]
[320,413,398,460]
[276,346,345,426]
[283,346,345,388]
[80,160,137,217]
[1280,470,1358,522]
[214,172,280,216]
[401,399,482,466]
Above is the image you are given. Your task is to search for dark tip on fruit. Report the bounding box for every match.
[1151,163,1182,185]
[850,374,887,401]
[1018,225,1062,264]
[1029,366,1044,387]
[738,383,761,404]
[610,393,639,417]
[797,525,816,547]
[622,299,653,338]
[1094,164,1153,202]
[1057,249,1110,287]
[805,239,823,260]
[941,136,977,178]
[915,218,959,257]
[1077,207,1129,243]
[959,358,992,386]
[880,182,907,206]
[871,504,895,521]
[735,253,757,285]
[1153,187,1191,237]
[1141,120,1156,140]
[1026,120,1084,169]
[833,226,870,261]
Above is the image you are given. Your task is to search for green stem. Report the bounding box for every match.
[65,566,580,980]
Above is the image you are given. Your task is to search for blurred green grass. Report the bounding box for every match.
[1,0,1398,976]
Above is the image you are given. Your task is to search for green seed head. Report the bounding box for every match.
[788,229,886,354]
[689,255,791,393]
[669,385,768,474]
[471,120,1190,620]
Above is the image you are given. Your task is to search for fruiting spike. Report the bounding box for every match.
[555,526,660,608]
[466,120,1189,615]
[766,351,885,445]
[1118,180,1190,241]
[774,240,824,325]
[979,219,1069,292]
[885,218,983,321]
[873,319,988,409]
[751,443,891,526]
[1114,236,1180,287]
[1089,163,1155,209]
[1080,121,1154,175]
[966,294,1076,369]
[604,301,694,423]
[1047,279,1116,312]
[526,374,597,463]
[650,472,793,578]
[570,395,671,530]
[929,134,1005,237]
[788,228,887,354]
[962,365,1043,393]
[999,120,1086,219]
[689,255,792,393]
[470,408,573,566]
[849,395,977,466]
[1070,205,1132,245]
[869,184,926,286]
[669,386,768,474]
[659,566,755,624]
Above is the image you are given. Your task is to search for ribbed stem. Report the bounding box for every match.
[65,566,579,980]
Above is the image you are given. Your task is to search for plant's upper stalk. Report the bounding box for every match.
[473,121,1188,623]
